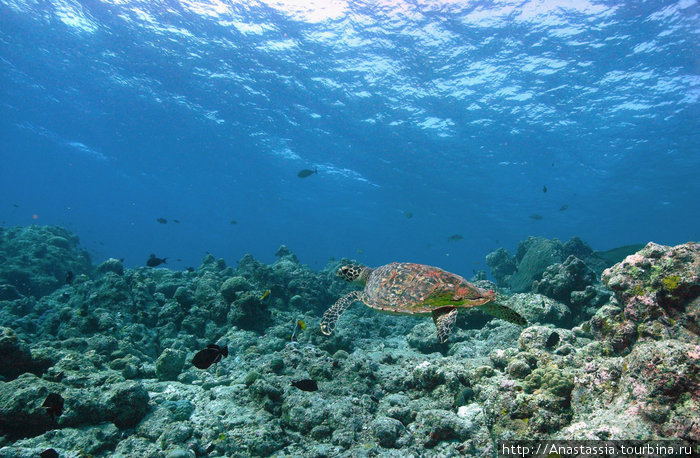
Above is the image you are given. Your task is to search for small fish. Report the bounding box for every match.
[157,217,167,224]
[558,204,569,212]
[291,379,318,392]
[42,393,64,417]
[297,168,317,178]
[40,449,59,458]
[186,267,195,272]
[447,234,464,242]
[146,254,167,267]
[545,332,560,349]
[529,214,543,220]
[404,210,413,219]
[230,220,237,225]
[12,203,19,208]
[192,344,228,369]
[261,289,271,300]
[65,271,74,285]
[291,319,306,342]
[542,185,547,193]
[173,219,180,223]
[356,248,364,255]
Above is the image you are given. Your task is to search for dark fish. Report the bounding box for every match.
[291,379,318,392]
[65,271,74,285]
[192,344,228,369]
[173,219,180,223]
[447,234,464,242]
[230,220,237,225]
[157,217,167,224]
[12,203,19,208]
[40,449,59,458]
[542,185,547,193]
[545,332,560,349]
[404,210,413,219]
[558,204,569,212]
[147,254,167,267]
[297,168,317,178]
[42,393,64,417]
[186,267,195,272]
[529,214,543,220]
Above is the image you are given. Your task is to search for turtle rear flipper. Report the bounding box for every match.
[320,291,362,335]
[477,303,527,326]
[432,306,458,343]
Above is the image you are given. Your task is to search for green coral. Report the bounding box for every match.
[524,365,574,398]
[661,275,681,291]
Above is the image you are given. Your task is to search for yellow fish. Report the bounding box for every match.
[297,320,306,331]
[260,289,271,300]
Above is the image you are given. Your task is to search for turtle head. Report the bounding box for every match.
[337,264,371,283]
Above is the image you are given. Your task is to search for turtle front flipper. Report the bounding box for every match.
[320,290,363,336]
[432,306,458,343]
[477,303,527,326]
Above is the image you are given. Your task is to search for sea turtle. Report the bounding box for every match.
[320,262,527,343]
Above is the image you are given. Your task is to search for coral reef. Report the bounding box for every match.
[487,237,614,324]
[0,226,91,298]
[0,227,697,456]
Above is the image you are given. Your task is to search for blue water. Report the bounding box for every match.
[1,0,698,274]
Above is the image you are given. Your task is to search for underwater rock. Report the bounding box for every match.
[567,339,699,441]
[0,225,91,298]
[373,416,405,448]
[518,326,576,354]
[227,291,271,332]
[563,236,609,276]
[487,236,608,294]
[275,244,299,264]
[620,340,699,439]
[0,283,22,301]
[155,348,186,381]
[533,255,597,304]
[506,358,532,379]
[415,409,475,447]
[485,248,516,288]
[105,381,151,429]
[510,237,564,292]
[0,374,66,440]
[603,242,699,313]
[591,242,700,354]
[219,276,253,304]
[173,286,195,307]
[95,258,124,277]
[281,395,329,434]
[499,293,571,327]
[407,322,445,354]
[0,327,51,380]
[112,436,161,457]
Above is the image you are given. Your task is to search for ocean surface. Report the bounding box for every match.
[1,0,697,273]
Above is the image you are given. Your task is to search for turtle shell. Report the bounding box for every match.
[362,262,494,315]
